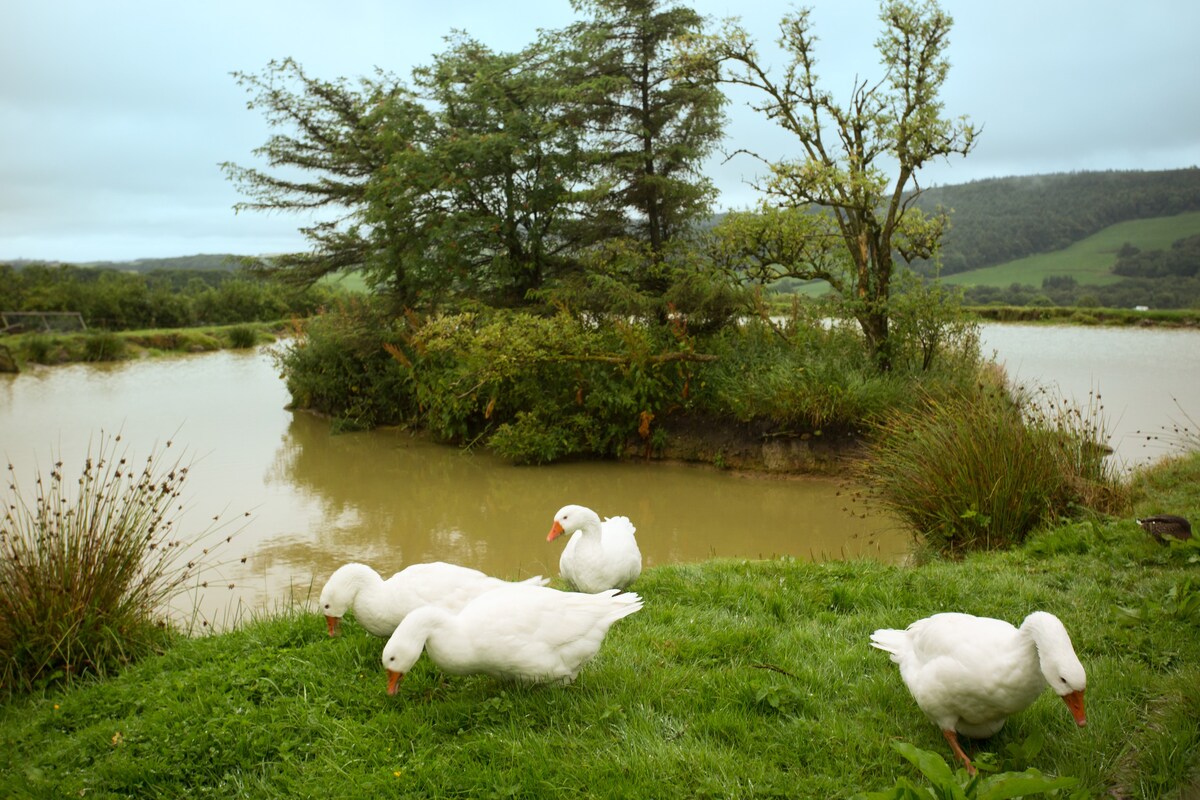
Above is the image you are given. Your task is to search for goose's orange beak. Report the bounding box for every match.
[387,670,405,696]
[325,615,341,637]
[547,521,565,542]
[1062,689,1086,726]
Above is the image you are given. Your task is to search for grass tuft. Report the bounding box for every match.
[0,434,238,694]
[861,376,1129,556]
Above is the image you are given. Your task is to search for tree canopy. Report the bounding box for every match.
[223,0,727,315]
[688,0,977,369]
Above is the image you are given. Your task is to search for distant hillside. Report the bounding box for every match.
[910,168,1200,275]
[942,211,1200,288]
[8,254,245,272]
[80,254,246,272]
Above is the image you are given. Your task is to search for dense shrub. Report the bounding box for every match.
[3,263,340,330]
[226,325,259,349]
[274,299,416,431]
[409,310,695,463]
[862,377,1129,556]
[279,295,987,465]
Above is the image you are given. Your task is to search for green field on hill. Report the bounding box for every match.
[942,210,1200,288]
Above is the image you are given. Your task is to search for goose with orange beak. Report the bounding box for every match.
[870,611,1087,775]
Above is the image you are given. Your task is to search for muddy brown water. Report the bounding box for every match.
[0,349,901,624]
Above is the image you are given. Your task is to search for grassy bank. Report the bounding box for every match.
[0,320,294,369]
[966,306,1200,327]
[1,453,1197,798]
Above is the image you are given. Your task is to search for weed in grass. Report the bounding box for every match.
[1116,576,1200,625]
[856,741,1082,799]
[0,433,241,694]
[226,324,259,349]
[82,330,126,361]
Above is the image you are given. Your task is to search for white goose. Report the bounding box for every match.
[547,504,641,593]
[381,584,643,694]
[318,562,548,637]
[870,611,1087,774]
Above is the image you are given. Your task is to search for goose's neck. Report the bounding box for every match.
[343,564,385,598]
[574,514,604,539]
[413,607,473,670]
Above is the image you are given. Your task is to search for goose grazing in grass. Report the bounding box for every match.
[318,562,548,637]
[382,584,643,694]
[1136,514,1192,544]
[547,504,641,593]
[870,611,1087,775]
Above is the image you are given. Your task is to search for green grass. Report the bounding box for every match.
[4,321,291,368]
[944,210,1200,289]
[318,270,370,293]
[2,453,1198,798]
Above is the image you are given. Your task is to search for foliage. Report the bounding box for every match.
[1113,233,1200,279]
[221,58,403,292]
[887,272,980,372]
[0,436,236,694]
[857,741,1080,799]
[1117,576,1200,625]
[536,237,748,331]
[82,330,126,362]
[225,3,727,313]
[686,0,978,369]
[273,299,415,432]
[3,323,285,368]
[280,295,985,464]
[862,379,1129,556]
[405,308,704,463]
[566,0,726,260]
[0,262,336,330]
[225,325,260,349]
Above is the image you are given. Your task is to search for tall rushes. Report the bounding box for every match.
[0,435,228,694]
[862,377,1129,556]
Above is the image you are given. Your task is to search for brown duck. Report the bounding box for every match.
[1136,514,1193,544]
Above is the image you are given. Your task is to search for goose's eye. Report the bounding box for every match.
[323,603,330,610]
[388,656,394,663]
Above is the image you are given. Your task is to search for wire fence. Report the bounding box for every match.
[0,311,87,335]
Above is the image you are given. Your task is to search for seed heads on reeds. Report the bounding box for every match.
[0,434,244,694]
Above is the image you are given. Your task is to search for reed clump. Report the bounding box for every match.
[0,435,232,694]
[862,376,1129,556]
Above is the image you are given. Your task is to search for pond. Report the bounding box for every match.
[978,324,1200,470]
[2,322,1196,624]
[0,349,902,625]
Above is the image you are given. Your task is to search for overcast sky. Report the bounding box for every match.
[3,1,1198,263]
